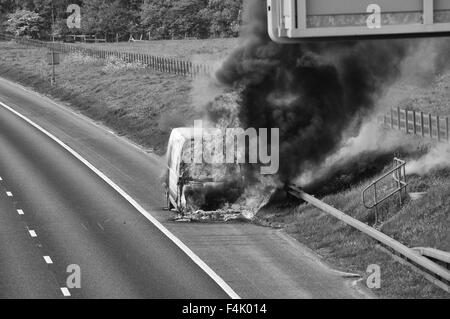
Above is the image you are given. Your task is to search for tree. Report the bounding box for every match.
[1,0,244,40]
[5,9,44,38]
[169,0,209,38]
[141,0,209,39]
[0,0,18,14]
[81,0,140,38]
[140,0,173,39]
[1,0,83,38]
[199,0,241,38]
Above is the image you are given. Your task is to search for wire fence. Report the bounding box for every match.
[381,107,450,142]
[0,33,213,78]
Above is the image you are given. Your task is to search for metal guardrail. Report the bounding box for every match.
[382,107,450,142]
[362,158,408,224]
[0,33,213,78]
[288,185,450,292]
[413,247,450,266]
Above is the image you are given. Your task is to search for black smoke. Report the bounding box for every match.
[214,0,414,183]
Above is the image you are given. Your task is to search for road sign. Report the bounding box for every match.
[267,0,450,42]
[47,51,60,65]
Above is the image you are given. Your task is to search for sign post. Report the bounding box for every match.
[47,50,60,85]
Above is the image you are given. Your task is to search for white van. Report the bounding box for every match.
[164,128,244,213]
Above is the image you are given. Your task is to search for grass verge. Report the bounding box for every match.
[0,41,202,155]
[257,157,450,299]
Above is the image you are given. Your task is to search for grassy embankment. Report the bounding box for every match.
[72,38,238,63]
[0,39,236,153]
[258,75,450,299]
[0,39,448,299]
[259,162,450,298]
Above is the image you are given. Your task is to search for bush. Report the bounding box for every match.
[101,55,146,73]
[5,10,44,38]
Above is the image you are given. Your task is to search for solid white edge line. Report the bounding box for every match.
[0,176,3,180]
[60,287,71,297]
[0,101,240,299]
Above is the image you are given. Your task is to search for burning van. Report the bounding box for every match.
[164,128,245,213]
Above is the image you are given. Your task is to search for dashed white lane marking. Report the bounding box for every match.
[28,230,37,238]
[60,287,71,297]
[17,209,24,215]
[0,100,240,299]
[6,191,13,197]
[0,176,3,181]
[43,256,53,264]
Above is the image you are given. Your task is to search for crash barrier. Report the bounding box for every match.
[288,185,450,293]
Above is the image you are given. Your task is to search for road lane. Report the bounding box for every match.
[0,102,231,299]
[0,185,61,299]
[0,77,373,298]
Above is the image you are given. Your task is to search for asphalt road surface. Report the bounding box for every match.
[0,77,373,299]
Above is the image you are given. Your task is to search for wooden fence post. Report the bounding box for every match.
[437,115,441,142]
[397,107,401,131]
[446,117,449,141]
[413,110,417,135]
[390,109,393,128]
[429,113,433,139]
[405,110,409,134]
[421,112,425,137]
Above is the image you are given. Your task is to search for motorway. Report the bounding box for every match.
[0,77,373,299]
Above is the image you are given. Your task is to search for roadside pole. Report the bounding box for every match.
[51,47,55,86]
[51,0,56,86]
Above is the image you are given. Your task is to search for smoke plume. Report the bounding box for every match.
[296,120,415,185]
[407,143,450,176]
[213,0,415,183]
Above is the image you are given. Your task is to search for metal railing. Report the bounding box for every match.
[382,107,450,142]
[0,33,213,78]
[362,158,408,224]
[287,185,450,293]
[413,247,450,267]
